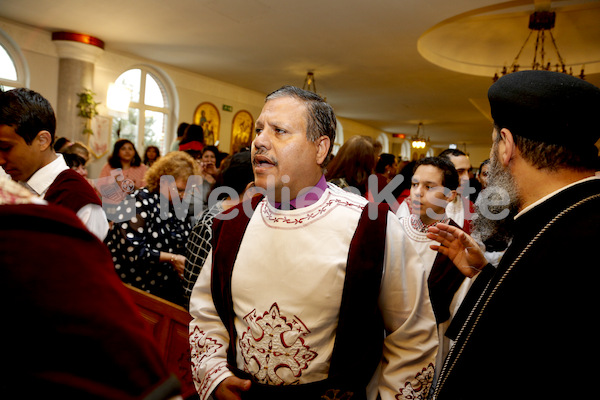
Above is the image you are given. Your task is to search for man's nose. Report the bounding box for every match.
[413,184,424,196]
[253,129,271,150]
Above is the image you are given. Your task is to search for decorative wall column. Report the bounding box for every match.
[52,32,104,142]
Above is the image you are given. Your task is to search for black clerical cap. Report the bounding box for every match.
[488,70,600,147]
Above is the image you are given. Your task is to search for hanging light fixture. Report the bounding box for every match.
[493,10,585,82]
[411,122,429,149]
[303,71,317,92]
[302,71,326,101]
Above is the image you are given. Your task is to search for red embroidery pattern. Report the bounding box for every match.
[190,325,223,366]
[197,362,229,400]
[396,363,435,400]
[239,303,317,385]
[261,196,364,228]
[190,325,224,395]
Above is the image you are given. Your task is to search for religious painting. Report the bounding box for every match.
[193,102,220,146]
[230,110,254,153]
[88,115,112,158]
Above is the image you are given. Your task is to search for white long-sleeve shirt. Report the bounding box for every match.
[22,154,108,241]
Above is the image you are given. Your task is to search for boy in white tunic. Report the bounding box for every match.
[189,86,438,400]
[397,157,472,385]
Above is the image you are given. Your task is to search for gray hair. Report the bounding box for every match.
[266,86,337,158]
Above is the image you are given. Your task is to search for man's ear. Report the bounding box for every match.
[315,135,330,165]
[446,189,457,204]
[35,130,53,152]
[499,128,516,167]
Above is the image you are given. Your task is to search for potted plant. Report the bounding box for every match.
[76,88,100,135]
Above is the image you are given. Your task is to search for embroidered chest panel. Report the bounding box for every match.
[239,303,317,385]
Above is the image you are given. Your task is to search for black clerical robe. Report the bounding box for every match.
[432,178,600,400]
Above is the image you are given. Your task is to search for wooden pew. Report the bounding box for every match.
[125,285,198,399]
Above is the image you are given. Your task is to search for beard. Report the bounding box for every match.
[472,143,520,248]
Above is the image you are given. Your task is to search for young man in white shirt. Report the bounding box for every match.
[0,88,108,240]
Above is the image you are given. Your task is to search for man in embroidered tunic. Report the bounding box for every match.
[189,86,438,400]
[395,161,474,236]
[398,157,471,385]
[428,71,600,400]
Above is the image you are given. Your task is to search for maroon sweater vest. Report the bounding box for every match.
[1,203,178,398]
[44,169,101,213]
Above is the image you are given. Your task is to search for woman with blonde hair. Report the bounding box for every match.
[105,151,200,306]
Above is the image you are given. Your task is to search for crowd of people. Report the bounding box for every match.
[1,69,599,399]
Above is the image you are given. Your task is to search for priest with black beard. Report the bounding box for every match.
[426,70,600,400]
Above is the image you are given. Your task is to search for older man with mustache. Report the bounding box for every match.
[427,70,600,400]
[189,86,438,400]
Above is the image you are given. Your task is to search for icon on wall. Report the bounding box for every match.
[193,102,220,146]
[231,110,254,153]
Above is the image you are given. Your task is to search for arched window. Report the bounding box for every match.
[110,65,177,156]
[400,140,411,161]
[377,132,390,154]
[0,28,29,90]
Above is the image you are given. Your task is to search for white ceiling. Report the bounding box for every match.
[1,0,599,150]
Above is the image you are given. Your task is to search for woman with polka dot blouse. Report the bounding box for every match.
[105,151,200,306]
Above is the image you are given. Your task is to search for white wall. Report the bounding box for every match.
[1,17,268,178]
[466,145,493,170]
[1,17,395,179]
[0,18,59,105]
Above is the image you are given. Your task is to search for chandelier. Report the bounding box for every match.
[411,122,429,149]
[493,11,585,82]
[303,71,317,92]
[302,71,326,101]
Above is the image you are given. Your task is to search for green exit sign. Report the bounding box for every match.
[222,104,233,112]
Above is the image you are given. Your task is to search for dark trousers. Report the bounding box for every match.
[233,368,366,400]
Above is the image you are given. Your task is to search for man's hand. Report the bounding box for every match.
[213,376,252,400]
[426,223,487,278]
